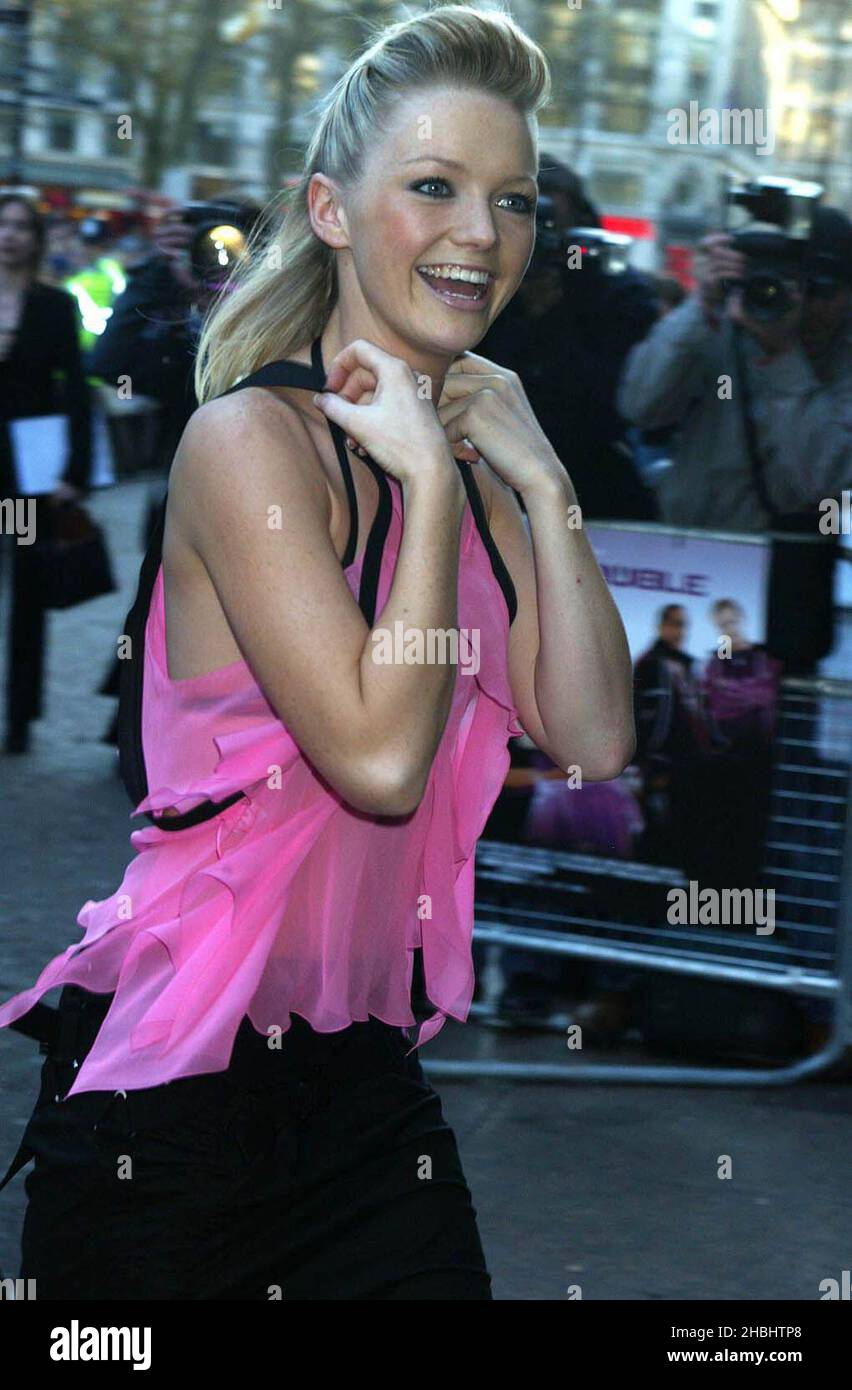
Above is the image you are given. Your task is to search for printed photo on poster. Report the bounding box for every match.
[484,524,783,886]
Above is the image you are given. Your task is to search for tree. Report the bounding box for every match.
[41,0,236,187]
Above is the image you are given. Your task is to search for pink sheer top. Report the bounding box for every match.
[0,466,524,1096]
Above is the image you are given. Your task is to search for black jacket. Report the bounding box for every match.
[0,281,92,494]
[88,254,200,476]
[89,256,198,417]
[478,265,660,520]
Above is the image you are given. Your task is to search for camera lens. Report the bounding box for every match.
[189,222,248,288]
[742,271,792,322]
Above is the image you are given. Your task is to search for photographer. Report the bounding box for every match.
[617,202,852,531]
[89,201,262,487]
[478,155,660,520]
[91,201,260,741]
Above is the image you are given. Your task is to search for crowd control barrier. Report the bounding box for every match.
[423,671,852,1087]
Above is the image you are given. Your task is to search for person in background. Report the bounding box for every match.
[702,598,782,886]
[634,603,731,885]
[63,217,126,357]
[90,203,260,745]
[617,206,852,532]
[478,153,660,520]
[0,194,92,754]
[627,275,687,490]
[43,216,80,286]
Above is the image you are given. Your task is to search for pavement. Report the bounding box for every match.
[0,477,850,1301]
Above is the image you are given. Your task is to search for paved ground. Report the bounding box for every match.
[0,478,850,1300]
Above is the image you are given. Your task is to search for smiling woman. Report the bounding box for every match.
[0,3,571,1302]
[193,15,549,404]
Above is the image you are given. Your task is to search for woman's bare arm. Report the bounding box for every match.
[167,387,466,816]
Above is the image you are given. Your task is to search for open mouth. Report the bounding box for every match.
[415,265,494,310]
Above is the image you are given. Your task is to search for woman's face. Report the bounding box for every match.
[320,85,538,360]
[0,201,39,272]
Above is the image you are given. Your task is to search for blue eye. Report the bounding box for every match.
[410,178,452,198]
[410,178,535,214]
[499,193,536,215]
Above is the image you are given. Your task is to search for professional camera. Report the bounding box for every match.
[564,228,632,277]
[723,176,823,321]
[180,200,259,289]
[531,194,632,277]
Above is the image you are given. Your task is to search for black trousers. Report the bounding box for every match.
[11,985,492,1300]
[3,494,54,732]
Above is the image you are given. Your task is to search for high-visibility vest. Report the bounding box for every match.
[64,256,127,353]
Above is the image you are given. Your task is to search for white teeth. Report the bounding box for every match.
[417,265,491,284]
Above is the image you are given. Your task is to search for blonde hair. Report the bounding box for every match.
[194,2,551,404]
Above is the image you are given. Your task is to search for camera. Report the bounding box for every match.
[564,228,632,277]
[723,176,823,321]
[531,194,631,277]
[180,201,259,290]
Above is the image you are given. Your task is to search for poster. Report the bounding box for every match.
[485,523,782,887]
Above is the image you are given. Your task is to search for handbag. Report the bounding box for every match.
[36,500,117,610]
[732,324,838,667]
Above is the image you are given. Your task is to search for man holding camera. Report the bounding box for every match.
[478,154,660,521]
[617,203,852,532]
[89,204,258,477]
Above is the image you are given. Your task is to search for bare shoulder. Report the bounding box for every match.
[168,387,332,548]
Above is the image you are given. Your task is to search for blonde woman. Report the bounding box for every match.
[0,4,633,1299]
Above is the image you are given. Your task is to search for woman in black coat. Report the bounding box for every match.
[0,194,92,752]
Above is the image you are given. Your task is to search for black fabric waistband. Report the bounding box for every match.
[41,985,410,1094]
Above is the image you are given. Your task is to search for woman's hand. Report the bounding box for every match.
[436,350,563,495]
[314,339,454,486]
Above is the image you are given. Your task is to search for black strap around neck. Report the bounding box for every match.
[458,464,518,626]
[732,324,779,524]
[118,341,517,832]
[117,336,395,830]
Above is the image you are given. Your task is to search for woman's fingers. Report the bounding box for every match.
[331,365,378,404]
[322,338,404,394]
[443,348,501,375]
[438,372,504,408]
[437,397,481,460]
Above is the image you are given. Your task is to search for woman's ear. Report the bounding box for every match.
[307,173,351,252]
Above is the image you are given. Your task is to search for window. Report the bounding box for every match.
[610,32,654,70]
[193,122,230,167]
[602,102,649,135]
[47,114,76,152]
[590,170,643,209]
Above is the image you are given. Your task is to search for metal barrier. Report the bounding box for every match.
[422,675,852,1086]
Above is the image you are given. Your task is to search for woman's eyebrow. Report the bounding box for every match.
[401,155,537,183]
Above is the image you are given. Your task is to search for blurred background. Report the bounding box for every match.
[0,0,849,253]
[0,0,851,1302]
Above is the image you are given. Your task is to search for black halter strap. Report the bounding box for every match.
[458,464,518,626]
[116,335,396,832]
[116,336,515,834]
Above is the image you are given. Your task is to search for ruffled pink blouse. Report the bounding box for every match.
[0,474,524,1095]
